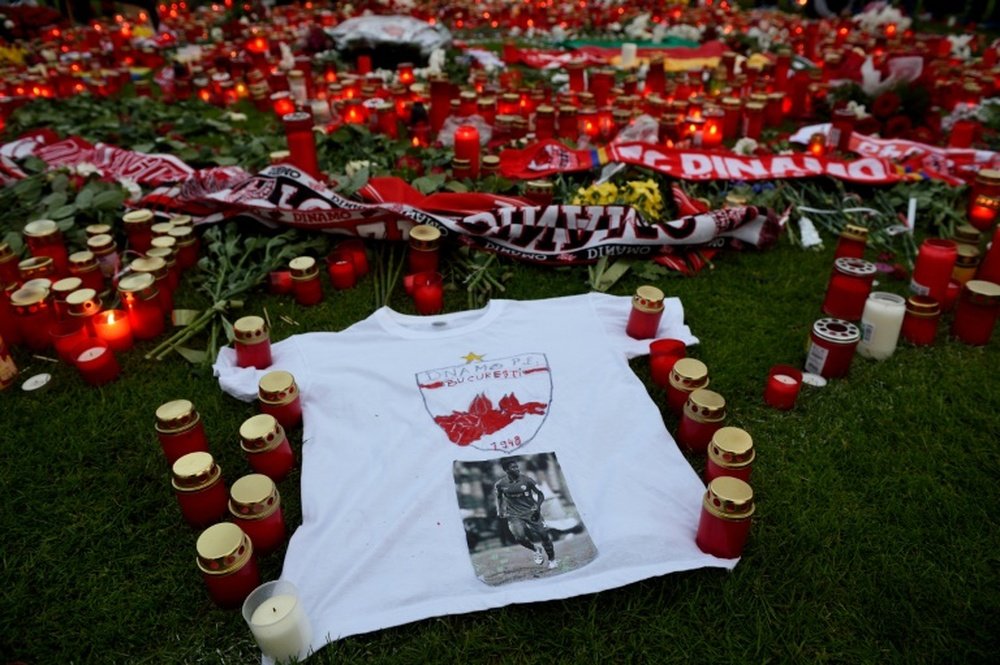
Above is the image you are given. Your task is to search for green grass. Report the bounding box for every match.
[2,236,998,664]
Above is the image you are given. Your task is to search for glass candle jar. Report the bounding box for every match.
[626,285,665,340]
[196,522,260,609]
[407,225,441,275]
[454,124,481,179]
[258,370,303,429]
[951,280,1000,345]
[952,245,981,286]
[822,257,876,321]
[451,157,471,180]
[557,105,578,141]
[65,287,102,336]
[900,295,940,346]
[172,451,228,528]
[73,339,121,386]
[18,256,55,283]
[524,180,555,207]
[122,209,155,253]
[167,225,199,270]
[804,318,861,379]
[666,358,710,417]
[720,97,742,141]
[282,111,320,179]
[857,292,906,360]
[705,427,754,484]
[676,388,727,454]
[117,273,164,340]
[695,476,755,559]
[977,225,1000,284]
[68,251,105,294]
[535,105,555,140]
[763,364,802,410]
[410,271,444,316]
[92,309,133,352]
[834,224,868,260]
[23,219,69,275]
[10,286,53,351]
[239,414,295,482]
[648,338,687,389]
[49,319,91,364]
[742,101,765,139]
[148,241,179,289]
[229,474,287,555]
[86,234,119,278]
[0,242,18,286]
[910,238,958,303]
[51,277,83,320]
[289,256,323,306]
[155,398,210,465]
[130,256,173,315]
[966,168,1000,231]
[234,315,272,370]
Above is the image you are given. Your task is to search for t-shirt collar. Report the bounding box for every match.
[374,299,505,339]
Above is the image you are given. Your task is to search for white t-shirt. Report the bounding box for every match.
[214,293,737,651]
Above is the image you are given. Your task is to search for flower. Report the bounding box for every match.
[882,115,912,138]
[871,91,901,119]
[118,178,142,202]
[72,162,100,177]
[345,160,371,178]
[733,138,759,156]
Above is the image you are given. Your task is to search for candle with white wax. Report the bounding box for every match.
[244,581,311,663]
[857,292,906,360]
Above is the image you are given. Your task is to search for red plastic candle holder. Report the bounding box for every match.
[233,315,272,370]
[155,399,210,466]
[49,319,91,364]
[289,256,323,307]
[833,224,868,260]
[23,219,69,275]
[454,124,481,179]
[74,340,120,386]
[911,238,958,303]
[240,414,295,482]
[172,451,228,528]
[229,474,287,555]
[830,108,856,152]
[408,271,444,316]
[10,286,54,352]
[705,427,755,484]
[676,389,727,454]
[666,358,710,418]
[282,112,321,179]
[336,239,369,277]
[951,280,1000,346]
[822,257,876,321]
[696,477,754,559]
[122,209,155,254]
[93,309,133,353]
[763,364,802,410]
[626,285,665,340]
[900,296,940,346]
[326,253,357,290]
[258,370,303,430]
[117,273,164,340]
[407,225,442,275]
[196,523,260,609]
[804,318,860,379]
[648,338,686,389]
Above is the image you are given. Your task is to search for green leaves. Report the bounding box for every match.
[411,173,447,194]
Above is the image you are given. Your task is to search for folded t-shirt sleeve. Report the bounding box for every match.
[586,291,698,359]
[213,338,305,402]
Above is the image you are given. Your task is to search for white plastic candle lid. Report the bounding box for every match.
[22,373,52,391]
[800,372,827,388]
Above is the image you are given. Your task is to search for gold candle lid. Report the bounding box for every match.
[953,224,981,247]
[169,214,193,227]
[21,278,52,292]
[130,256,168,279]
[52,277,83,298]
[234,315,269,343]
[709,427,755,469]
[0,242,13,263]
[258,370,298,404]
[239,414,286,453]
[536,104,554,116]
[669,358,709,391]
[155,399,200,433]
[18,256,54,279]
[905,295,940,317]
[117,272,157,300]
[171,451,221,492]
[196,522,253,575]
[229,474,280,520]
[167,226,196,245]
[150,235,177,251]
[632,285,665,313]
[683,388,727,423]
[68,251,99,271]
[721,96,741,109]
[963,280,1000,306]
[525,180,554,194]
[23,219,61,239]
[86,234,116,254]
[288,256,318,280]
[482,155,500,172]
[123,209,154,226]
[725,192,749,207]
[409,225,441,251]
[146,247,175,267]
[954,245,981,268]
[9,286,48,308]
[975,168,1000,185]
[703,476,755,520]
[840,224,869,242]
[151,222,175,237]
[85,223,112,237]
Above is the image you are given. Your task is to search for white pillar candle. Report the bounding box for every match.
[243,581,312,663]
[857,291,906,360]
[621,43,638,69]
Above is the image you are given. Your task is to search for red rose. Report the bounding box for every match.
[872,91,902,119]
[856,116,882,136]
[883,115,913,138]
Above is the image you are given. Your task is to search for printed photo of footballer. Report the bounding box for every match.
[452,452,597,586]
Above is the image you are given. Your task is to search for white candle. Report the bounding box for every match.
[857,292,906,360]
[244,582,312,663]
[621,43,638,69]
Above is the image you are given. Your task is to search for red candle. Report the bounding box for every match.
[229,474,287,555]
[822,258,876,321]
[271,91,296,117]
[239,414,295,482]
[720,98,741,141]
[535,105,555,140]
[666,358,710,418]
[676,389,727,454]
[804,318,860,379]
[949,118,978,148]
[74,340,120,386]
[951,280,1000,345]
[900,296,940,346]
[282,112,321,179]
[196,522,261,609]
[258,370,303,430]
[648,338,686,389]
[23,219,69,275]
[336,239,369,277]
[625,285,665,340]
[49,319,91,364]
[51,277,83,321]
[172,451,229,528]
[10,286,54,351]
[833,224,868,260]
[695,477,754,559]
[68,251,105,293]
[407,225,442,275]
[168,226,200,270]
[429,74,453,135]
[453,125,481,179]
[742,102,765,139]
[705,427,754,484]
[830,108,856,152]
[0,242,18,286]
[326,253,357,290]
[910,238,958,303]
[411,271,444,316]
[289,256,323,306]
[763,364,802,410]
[155,399,210,466]
[122,209,155,253]
[117,273,164,340]
[565,61,585,93]
[65,287,102,337]
[234,315,272,369]
[701,108,724,148]
[93,309,133,352]
[966,169,1000,230]
[976,225,1000,284]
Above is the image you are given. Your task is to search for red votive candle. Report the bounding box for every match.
[234,315,272,370]
[676,389,727,454]
[696,476,755,559]
[258,370,303,430]
[706,427,754,484]
[951,280,1000,345]
[68,251,105,294]
[172,451,228,528]
[65,288,102,337]
[666,358,710,418]
[0,242,18,286]
[51,277,83,321]
[649,338,687,388]
[229,474,287,556]
[408,225,442,275]
[168,226,200,271]
[23,219,69,275]
[822,257,876,321]
[122,209,155,253]
[155,399,210,465]
[626,285,665,340]
[10,286,54,351]
[454,124,481,179]
[804,318,860,379]
[196,522,260,610]
[900,296,940,346]
[411,271,444,315]
[976,225,1000,284]
[565,61,585,93]
[966,169,1000,231]
[763,364,802,410]
[49,320,91,364]
[911,238,958,303]
[117,273,164,340]
[282,111,321,179]
[240,414,295,482]
[289,256,323,306]
[742,102,765,139]
[535,105,555,140]
[326,252,357,290]
[337,239,369,277]
[74,340,120,386]
[834,224,868,260]
[830,108,856,152]
[93,309,133,352]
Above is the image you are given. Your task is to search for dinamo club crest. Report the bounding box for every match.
[416,353,551,453]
